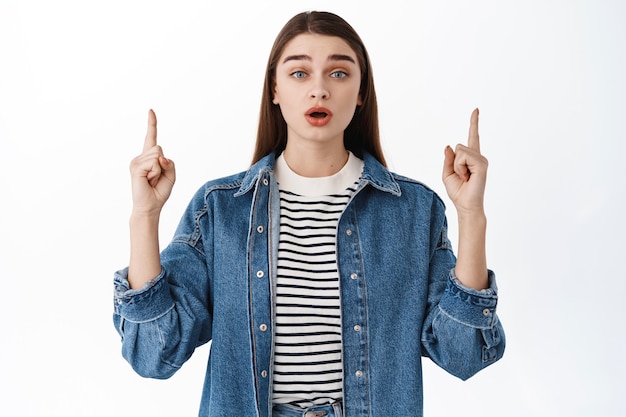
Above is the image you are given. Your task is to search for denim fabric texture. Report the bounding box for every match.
[113,152,505,417]
[273,401,343,417]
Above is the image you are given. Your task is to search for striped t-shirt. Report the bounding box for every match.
[272,152,364,408]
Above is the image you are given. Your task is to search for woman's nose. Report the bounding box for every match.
[309,79,329,99]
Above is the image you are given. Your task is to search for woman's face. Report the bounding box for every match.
[273,33,362,151]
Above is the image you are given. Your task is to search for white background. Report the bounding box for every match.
[1,0,624,416]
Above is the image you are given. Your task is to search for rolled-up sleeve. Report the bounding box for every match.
[422,268,505,380]
[113,267,174,322]
[112,239,213,378]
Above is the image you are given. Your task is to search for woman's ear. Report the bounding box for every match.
[273,83,280,105]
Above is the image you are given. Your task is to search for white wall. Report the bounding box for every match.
[1,0,623,415]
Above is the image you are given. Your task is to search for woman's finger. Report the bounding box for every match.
[467,108,480,153]
[143,109,157,153]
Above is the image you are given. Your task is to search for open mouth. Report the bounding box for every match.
[305,107,333,126]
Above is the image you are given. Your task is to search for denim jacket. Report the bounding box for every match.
[113,152,505,417]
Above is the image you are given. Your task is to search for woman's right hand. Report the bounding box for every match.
[129,109,176,217]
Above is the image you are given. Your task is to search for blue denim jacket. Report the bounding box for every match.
[113,153,505,417]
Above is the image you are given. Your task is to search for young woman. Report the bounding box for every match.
[113,11,505,417]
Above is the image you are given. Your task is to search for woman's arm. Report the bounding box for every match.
[127,109,176,289]
[442,108,489,290]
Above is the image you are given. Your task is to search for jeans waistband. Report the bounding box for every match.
[272,401,343,417]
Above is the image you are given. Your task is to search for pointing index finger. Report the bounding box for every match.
[143,109,157,152]
[468,107,480,152]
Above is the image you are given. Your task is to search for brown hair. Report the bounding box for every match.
[251,11,386,166]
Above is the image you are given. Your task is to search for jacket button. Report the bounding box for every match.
[261,370,268,378]
[262,179,269,186]
[257,226,264,233]
[355,370,363,378]
[350,273,358,280]
[483,308,491,316]
[259,324,268,332]
[256,270,264,278]
[354,325,361,332]
[346,229,352,236]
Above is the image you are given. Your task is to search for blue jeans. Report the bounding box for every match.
[272,402,343,417]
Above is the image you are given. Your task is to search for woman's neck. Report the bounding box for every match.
[282,142,349,178]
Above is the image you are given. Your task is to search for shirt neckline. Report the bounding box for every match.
[275,151,364,197]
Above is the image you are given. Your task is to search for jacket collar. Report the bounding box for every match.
[360,152,401,196]
[235,152,401,197]
[234,153,276,197]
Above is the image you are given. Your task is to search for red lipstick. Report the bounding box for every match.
[305,107,333,127]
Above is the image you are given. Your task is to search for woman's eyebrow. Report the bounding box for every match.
[329,54,356,64]
[282,54,310,63]
[282,54,356,64]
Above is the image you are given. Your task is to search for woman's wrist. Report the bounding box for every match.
[455,212,488,290]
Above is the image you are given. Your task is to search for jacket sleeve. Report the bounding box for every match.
[420,209,505,380]
[112,191,213,379]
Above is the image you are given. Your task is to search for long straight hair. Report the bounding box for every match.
[251,11,386,166]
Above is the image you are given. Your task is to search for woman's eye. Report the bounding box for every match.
[331,71,348,79]
[291,71,307,79]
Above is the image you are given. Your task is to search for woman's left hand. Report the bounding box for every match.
[442,108,488,217]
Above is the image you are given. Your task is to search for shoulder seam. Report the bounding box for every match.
[389,173,448,208]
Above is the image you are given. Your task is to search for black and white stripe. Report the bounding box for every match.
[272,185,357,408]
